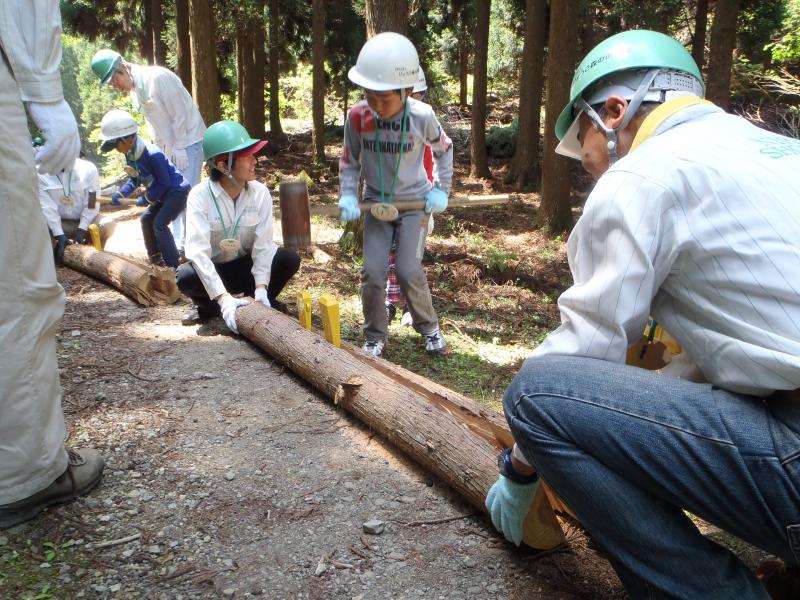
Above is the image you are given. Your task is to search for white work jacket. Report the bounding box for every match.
[129,64,205,154]
[37,157,100,236]
[533,102,800,396]
[184,179,278,300]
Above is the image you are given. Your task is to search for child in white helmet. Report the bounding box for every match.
[339,33,453,358]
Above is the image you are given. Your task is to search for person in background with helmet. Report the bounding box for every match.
[0,0,104,530]
[485,30,800,598]
[176,121,300,334]
[339,33,453,358]
[385,69,436,326]
[38,150,117,263]
[99,109,190,269]
[90,48,206,257]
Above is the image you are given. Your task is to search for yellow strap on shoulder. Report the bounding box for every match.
[630,97,714,153]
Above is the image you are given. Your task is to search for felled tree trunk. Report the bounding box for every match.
[63,245,180,306]
[236,302,567,549]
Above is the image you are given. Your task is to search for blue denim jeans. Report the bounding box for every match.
[141,188,188,268]
[504,354,800,599]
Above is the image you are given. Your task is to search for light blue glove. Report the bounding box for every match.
[485,475,539,546]
[424,188,448,214]
[338,194,360,221]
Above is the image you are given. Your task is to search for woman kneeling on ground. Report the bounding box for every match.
[177,120,300,334]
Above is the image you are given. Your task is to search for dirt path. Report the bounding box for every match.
[0,218,625,599]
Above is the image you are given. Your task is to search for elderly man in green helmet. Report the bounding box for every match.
[90,48,205,257]
[176,121,300,334]
[485,30,800,598]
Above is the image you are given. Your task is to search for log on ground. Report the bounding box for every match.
[236,302,567,549]
[63,245,180,306]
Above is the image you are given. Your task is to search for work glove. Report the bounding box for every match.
[218,294,250,334]
[110,192,123,206]
[485,475,539,546]
[172,148,189,172]
[254,287,271,308]
[136,195,149,207]
[53,234,70,266]
[424,187,448,214]
[27,100,81,175]
[74,228,87,245]
[338,194,360,221]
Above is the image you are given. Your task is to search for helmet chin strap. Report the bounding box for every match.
[579,68,661,165]
[211,153,244,193]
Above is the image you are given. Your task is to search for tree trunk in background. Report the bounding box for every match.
[539,0,578,232]
[175,0,192,94]
[505,0,546,189]
[365,0,408,36]
[142,0,154,64]
[189,0,220,124]
[691,0,710,70]
[469,0,491,179]
[312,0,327,164]
[706,0,740,110]
[267,0,283,135]
[237,1,266,138]
[151,0,167,65]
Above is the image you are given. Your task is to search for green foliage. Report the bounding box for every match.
[487,0,524,90]
[738,0,787,66]
[486,117,518,159]
[766,0,800,64]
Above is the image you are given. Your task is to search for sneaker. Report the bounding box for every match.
[181,305,211,326]
[362,339,386,357]
[424,330,450,355]
[400,311,413,327]
[0,448,104,529]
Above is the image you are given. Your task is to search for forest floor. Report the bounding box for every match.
[0,117,772,599]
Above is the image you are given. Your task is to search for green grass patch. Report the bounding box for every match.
[0,537,89,599]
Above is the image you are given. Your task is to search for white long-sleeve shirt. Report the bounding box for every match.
[0,0,63,102]
[37,157,100,236]
[184,179,278,300]
[533,102,800,396]
[129,64,205,153]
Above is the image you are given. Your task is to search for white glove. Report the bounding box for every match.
[172,147,189,172]
[254,287,271,307]
[218,294,250,334]
[28,100,81,175]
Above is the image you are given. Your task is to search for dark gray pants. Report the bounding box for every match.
[361,209,438,341]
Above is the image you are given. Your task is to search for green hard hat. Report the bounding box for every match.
[91,49,122,86]
[202,120,266,162]
[555,30,703,140]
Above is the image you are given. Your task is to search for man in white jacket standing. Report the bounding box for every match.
[0,0,104,529]
[485,30,800,598]
[91,48,206,255]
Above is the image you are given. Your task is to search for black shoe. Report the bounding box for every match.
[387,303,397,322]
[270,299,289,314]
[181,305,211,326]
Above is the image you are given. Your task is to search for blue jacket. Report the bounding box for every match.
[120,137,190,203]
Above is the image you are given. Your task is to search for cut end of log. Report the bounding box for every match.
[334,376,363,407]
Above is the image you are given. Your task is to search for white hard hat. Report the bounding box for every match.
[348,32,420,91]
[413,68,427,94]
[99,109,138,141]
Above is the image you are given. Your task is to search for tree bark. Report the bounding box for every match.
[175,0,192,94]
[469,0,491,179]
[365,0,409,36]
[267,0,283,135]
[691,0,710,70]
[312,0,327,164]
[189,0,221,124]
[705,0,740,110]
[142,0,155,64]
[151,0,167,65]
[505,0,546,189]
[235,302,567,550]
[539,0,578,232]
[63,245,180,306]
[237,1,266,138]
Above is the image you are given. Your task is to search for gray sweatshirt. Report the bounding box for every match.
[339,98,453,202]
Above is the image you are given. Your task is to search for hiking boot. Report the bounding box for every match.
[0,448,104,529]
[424,330,450,355]
[181,305,211,326]
[362,339,386,357]
[756,559,800,600]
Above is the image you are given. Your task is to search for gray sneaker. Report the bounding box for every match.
[424,330,450,355]
[362,339,386,357]
[0,448,104,529]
